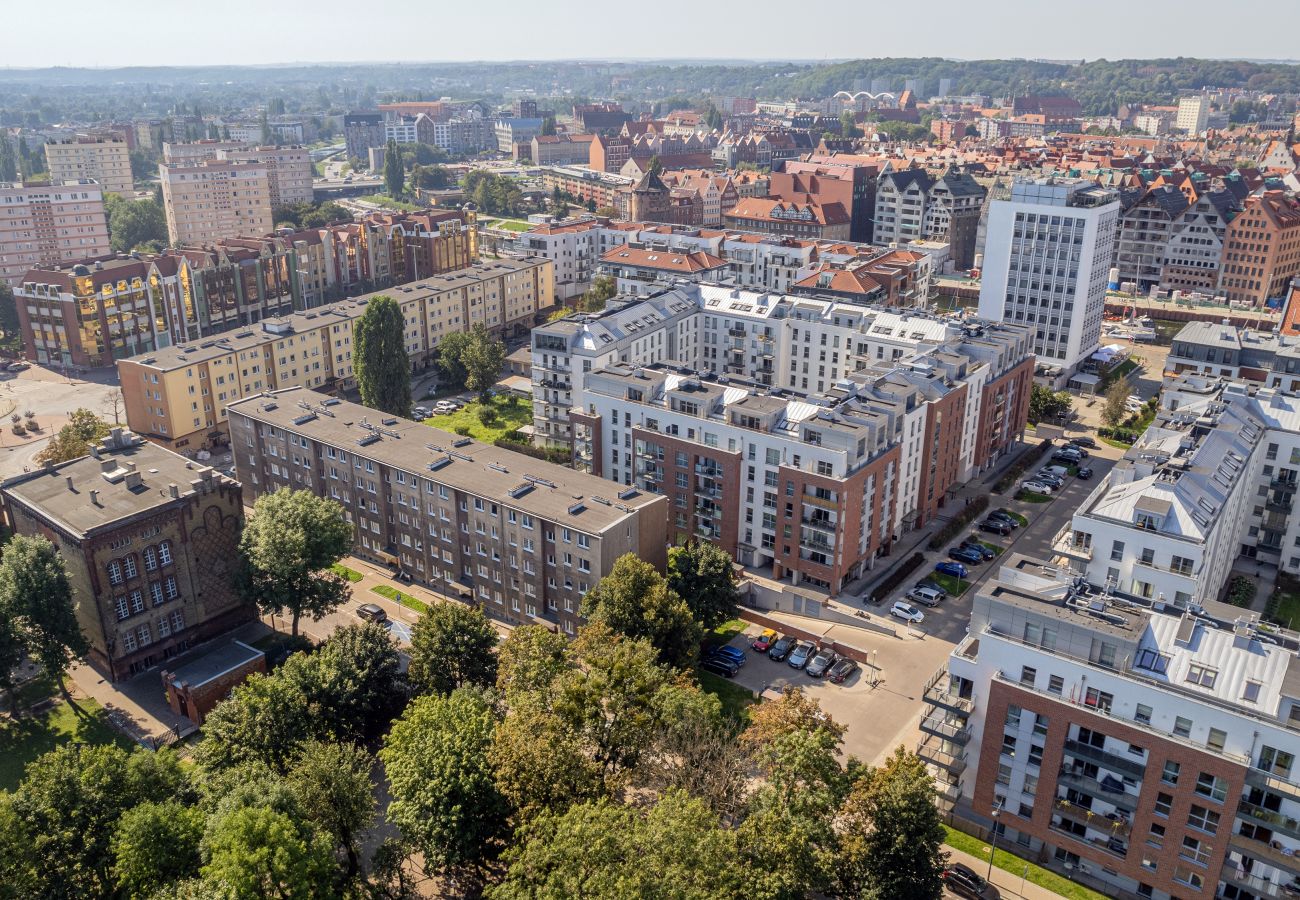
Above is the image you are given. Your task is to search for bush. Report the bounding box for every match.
[10,423,24,436]
[868,552,926,602]
[477,406,498,426]
[1098,426,1138,445]
[993,439,1053,493]
[1225,575,1257,609]
[928,496,990,550]
[453,424,472,436]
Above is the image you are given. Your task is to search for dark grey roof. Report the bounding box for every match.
[882,168,934,194]
[933,167,986,199]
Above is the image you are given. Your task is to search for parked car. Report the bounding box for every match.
[787,641,815,669]
[806,647,837,678]
[412,406,431,419]
[356,603,387,623]
[1033,473,1063,489]
[1069,436,1097,448]
[6,362,28,371]
[1022,480,1054,495]
[948,546,984,565]
[943,862,999,899]
[988,510,1020,528]
[908,585,945,607]
[935,561,968,579]
[434,400,457,413]
[1051,451,1082,464]
[980,518,1013,536]
[828,657,859,684]
[961,540,996,561]
[711,645,746,667]
[1077,466,1094,480]
[768,636,794,661]
[751,629,777,652]
[891,601,925,624]
[1066,443,1090,458]
[700,655,739,678]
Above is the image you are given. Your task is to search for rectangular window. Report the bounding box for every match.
[1173,716,1192,738]
[1019,666,1036,687]
[1005,705,1022,729]
[108,560,123,585]
[1194,772,1227,803]
[1186,664,1218,688]
[123,556,138,579]
[1135,704,1153,725]
[1187,804,1220,834]
[149,583,164,606]
[1206,728,1226,753]
[1162,761,1180,785]
[1154,792,1173,817]
[1047,674,1064,695]
[158,541,173,566]
[115,595,129,620]
[143,547,158,572]
[164,576,178,600]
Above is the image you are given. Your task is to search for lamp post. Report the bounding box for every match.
[987,802,1003,883]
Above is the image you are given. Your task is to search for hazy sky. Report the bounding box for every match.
[6,0,1297,68]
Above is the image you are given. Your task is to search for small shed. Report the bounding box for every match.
[162,640,266,725]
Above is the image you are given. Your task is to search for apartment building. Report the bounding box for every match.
[1219,192,1300,307]
[874,167,986,270]
[777,155,882,243]
[44,136,133,195]
[531,134,596,166]
[596,245,728,295]
[978,178,1121,378]
[344,113,385,163]
[160,160,274,246]
[162,142,313,209]
[1177,95,1211,134]
[385,115,435,146]
[0,428,250,681]
[1159,188,1238,294]
[0,180,110,287]
[226,387,667,635]
[495,118,544,154]
[431,117,494,155]
[724,197,851,242]
[539,167,634,211]
[118,257,553,450]
[925,551,1300,900]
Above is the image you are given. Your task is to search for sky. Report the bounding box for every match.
[5,0,1297,69]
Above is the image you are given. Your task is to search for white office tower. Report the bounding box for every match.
[978,179,1120,378]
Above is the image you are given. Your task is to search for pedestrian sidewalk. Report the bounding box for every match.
[338,555,515,637]
[943,844,1069,900]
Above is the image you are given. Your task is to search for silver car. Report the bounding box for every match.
[806,647,837,678]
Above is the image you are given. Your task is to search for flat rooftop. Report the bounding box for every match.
[164,640,264,689]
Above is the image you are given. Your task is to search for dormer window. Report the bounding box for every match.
[1135,513,1161,532]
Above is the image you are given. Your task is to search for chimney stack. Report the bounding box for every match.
[65,476,75,492]
[89,489,100,506]
[168,483,180,499]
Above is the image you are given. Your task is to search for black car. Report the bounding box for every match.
[768,636,794,661]
[961,540,996,561]
[979,518,1012,536]
[943,862,999,899]
[828,657,859,684]
[356,602,388,623]
[1070,436,1097,448]
[989,510,1021,528]
[1077,466,1094,480]
[700,655,739,678]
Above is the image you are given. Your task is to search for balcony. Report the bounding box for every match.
[1247,767,1300,804]
[916,733,967,774]
[1053,798,1132,837]
[801,491,838,511]
[919,711,971,745]
[1221,865,1300,900]
[801,516,837,532]
[1241,800,1300,841]
[1271,478,1299,492]
[1269,495,1296,514]
[1052,525,1093,562]
[1056,769,1138,812]
[922,672,975,716]
[1230,832,1300,877]
[934,778,963,810]
[1048,819,1129,860]
[1061,739,1147,779]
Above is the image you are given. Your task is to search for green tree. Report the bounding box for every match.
[34,407,111,465]
[0,135,16,181]
[200,805,335,900]
[459,324,506,399]
[541,116,557,137]
[840,110,857,138]
[580,554,703,670]
[433,330,470,388]
[407,601,499,696]
[237,488,353,636]
[490,791,750,900]
[1028,383,1072,425]
[0,598,23,714]
[0,534,88,700]
[837,747,947,900]
[495,624,568,699]
[380,688,511,880]
[383,139,404,198]
[705,104,724,130]
[193,667,319,774]
[107,196,167,252]
[111,800,205,898]
[577,274,617,312]
[1102,378,1130,427]
[667,540,740,630]
[302,621,404,740]
[488,691,605,822]
[287,740,376,880]
[301,201,352,229]
[354,294,412,416]
[0,281,18,346]
[646,154,663,176]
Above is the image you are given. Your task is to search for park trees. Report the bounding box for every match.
[237,488,353,636]
[354,294,412,416]
[407,601,500,696]
[580,553,703,670]
[34,407,111,465]
[0,534,88,700]
[1028,383,1073,425]
[667,540,741,630]
[435,323,505,400]
[1102,378,1130,426]
[383,139,404,198]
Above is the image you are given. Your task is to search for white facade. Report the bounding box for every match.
[1177,96,1210,135]
[0,181,110,287]
[978,178,1120,374]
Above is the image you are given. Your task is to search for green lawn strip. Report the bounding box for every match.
[487,219,531,232]
[942,826,1108,900]
[425,396,532,444]
[331,564,363,583]
[996,510,1029,527]
[370,584,430,615]
[930,572,972,597]
[695,669,757,722]
[1015,490,1053,504]
[1100,436,1133,449]
[710,618,747,645]
[356,194,423,212]
[974,540,1004,556]
[0,683,136,791]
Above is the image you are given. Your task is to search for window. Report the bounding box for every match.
[1179,835,1211,866]
[122,630,137,652]
[1047,674,1064,695]
[1206,728,1226,753]
[1260,746,1295,777]
[1185,664,1217,688]
[1022,773,1038,796]
[1187,804,1220,834]
[1083,687,1113,712]
[108,560,123,585]
[115,596,129,620]
[1173,716,1192,738]
[158,541,173,565]
[996,763,1012,786]
[1154,792,1173,817]
[170,611,184,632]
[143,547,158,571]
[1135,703,1153,724]
[1162,761,1180,785]
[137,624,152,647]
[1005,705,1022,729]
[1019,666,1036,687]
[1173,867,1203,891]
[164,576,178,600]
[1243,680,1262,703]
[1194,772,1227,802]
[1032,714,1048,737]
[149,583,164,606]
[123,556,138,579]
[1146,822,1165,849]
[1001,734,1017,758]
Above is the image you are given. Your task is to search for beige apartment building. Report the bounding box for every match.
[44,136,134,195]
[0,180,110,286]
[162,142,313,208]
[117,257,553,450]
[227,387,667,634]
[160,160,274,246]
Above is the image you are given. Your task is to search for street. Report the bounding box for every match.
[0,365,125,479]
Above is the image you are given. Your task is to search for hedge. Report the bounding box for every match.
[1098,426,1139,445]
[992,439,1053,494]
[928,495,990,550]
[1225,575,1257,609]
[494,436,572,465]
[867,552,926,602]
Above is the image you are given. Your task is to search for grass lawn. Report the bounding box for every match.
[711,618,747,645]
[1267,574,1300,629]
[1100,436,1134,449]
[695,669,757,722]
[0,678,135,791]
[1015,490,1053,503]
[943,826,1108,900]
[331,564,363,583]
[972,539,1004,556]
[485,218,532,232]
[356,194,423,213]
[425,395,531,444]
[370,584,431,615]
[931,572,972,597]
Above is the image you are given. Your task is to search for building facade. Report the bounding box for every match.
[227,387,667,635]
[0,180,110,287]
[1219,192,1300,307]
[0,429,250,681]
[160,160,274,246]
[344,113,385,163]
[44,136,133,194]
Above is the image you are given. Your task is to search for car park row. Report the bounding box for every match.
[700,628,860,684]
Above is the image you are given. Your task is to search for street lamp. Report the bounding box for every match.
[987,801,1003,882]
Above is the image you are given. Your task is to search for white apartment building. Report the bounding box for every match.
[162,142,313,208]
[1177,96,1211,135]
[159,160,274,246]
[44,136,133,195]
[978,178,1120,379]
[0,181,110,287]
[927,554,1300,900]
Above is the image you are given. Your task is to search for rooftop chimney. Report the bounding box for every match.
[89,489,100,506]
[168,484,180,499]
[65,476,75,492]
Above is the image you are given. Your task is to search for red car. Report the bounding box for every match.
[751,629,778,652]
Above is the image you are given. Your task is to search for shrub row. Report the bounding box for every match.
[867,552,926,602]
[1097,426,1139,444]
[494,436,572,465]
[1224,574,1257,609]
[993,439,1053,494]
[928,495,990,551]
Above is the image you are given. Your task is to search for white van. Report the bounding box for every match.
[908,585,945,607]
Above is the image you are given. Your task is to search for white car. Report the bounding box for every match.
[891,601,925,624]
[434,401,456,413]
[1022,480,1054,494]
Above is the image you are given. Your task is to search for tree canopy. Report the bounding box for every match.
[354,294,412,416]
[0,533,88,698]
[34,408,111,465]
[580,553,703,670]
[407,601,500,696]
[1028,383,1073,425]
[435,323,505,400]
[666,541,741,630]
[104,193,167,253]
